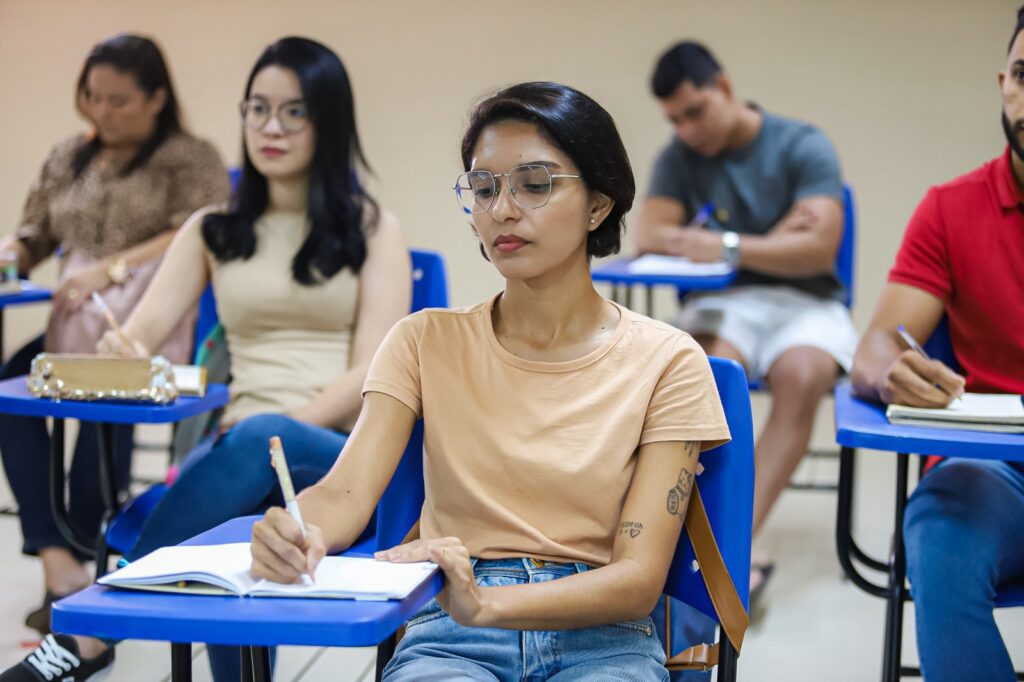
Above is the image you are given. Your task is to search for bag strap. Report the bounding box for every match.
[665,482,749,671]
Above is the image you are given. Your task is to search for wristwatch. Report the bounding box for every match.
[721,231,741,267]
[106,257,129,285]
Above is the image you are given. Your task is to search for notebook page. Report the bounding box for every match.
[99,542,257,595]
[628,254,733,277]
[250,556,437,599]
[887,393,1024,424]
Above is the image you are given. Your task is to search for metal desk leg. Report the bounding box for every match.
[94,422,121,578]
[376,634,398,681]
[881,454,910,682]
[644,285,654,317]
[0,307,5,362]
[241,646,253,681]
[835,447,888,597]
[252,646,272,682]
[171,643,192,682]
[717,634,737,682]
[48,418,97,557]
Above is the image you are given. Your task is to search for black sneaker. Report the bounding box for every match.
[0,634,114,681]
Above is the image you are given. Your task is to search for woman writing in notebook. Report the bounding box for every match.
[2,37,408,682]
[251,82,731,680]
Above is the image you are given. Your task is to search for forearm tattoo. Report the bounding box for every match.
[666,443,699,519]
[618,521,644,539]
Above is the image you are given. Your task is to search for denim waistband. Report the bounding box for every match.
[470,557,592,577]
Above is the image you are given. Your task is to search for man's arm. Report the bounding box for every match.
[634,194,842,277]
[850,282,964,406]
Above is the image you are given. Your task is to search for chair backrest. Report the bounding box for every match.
[922,316,961,373]
[836,184,857,309]
[664,356,755,619]
[374,249,449,550]
[227,166,242,194]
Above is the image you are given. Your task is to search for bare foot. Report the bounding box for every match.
[74,635,109,660]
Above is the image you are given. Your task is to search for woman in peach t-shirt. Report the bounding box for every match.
[252,82,730,680]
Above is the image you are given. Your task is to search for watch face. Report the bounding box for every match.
[722,231,740,248]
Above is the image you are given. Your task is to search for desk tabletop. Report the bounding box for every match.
[0,281,52,308]
[834,383,1024,462]
[52,517,443,647]
[0,376,229,424]
[591,257,736,289]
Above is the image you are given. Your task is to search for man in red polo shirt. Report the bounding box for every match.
[850,7,1024,681]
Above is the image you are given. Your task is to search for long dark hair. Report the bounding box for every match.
[72,34,182,178]
[202,37,376,284]
[461,82,634,259]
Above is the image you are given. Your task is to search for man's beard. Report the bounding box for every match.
[1001,112,1024,161]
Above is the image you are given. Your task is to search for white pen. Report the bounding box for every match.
[91,291,137,353]
[269,436,313,583]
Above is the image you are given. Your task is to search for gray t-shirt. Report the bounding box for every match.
[648,109,844,300]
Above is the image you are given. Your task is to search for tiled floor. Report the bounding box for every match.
[1,410,1021,681]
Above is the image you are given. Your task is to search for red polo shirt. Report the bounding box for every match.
[888,147,1024,394]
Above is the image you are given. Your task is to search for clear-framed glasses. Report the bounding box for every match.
[239,97,309,134]
[453,164,582,215]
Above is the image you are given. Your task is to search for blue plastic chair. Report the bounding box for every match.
[106,250,450,560]
[834,319,1023,681]
[371,355,754,682]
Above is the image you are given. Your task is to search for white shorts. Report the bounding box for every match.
[674,285,859,382]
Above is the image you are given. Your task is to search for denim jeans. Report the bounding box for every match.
[0,335,133,561]
[384,558,669,681]
[124,412,353,682]
[904,458,1024,682]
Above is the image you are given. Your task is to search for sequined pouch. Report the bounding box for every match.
[26,353,179,404]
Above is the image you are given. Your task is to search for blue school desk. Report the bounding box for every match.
[591,258,736,315]
[52,515,443,682]
[0,376,228,570]
[0,281,52,360]
[833,383,1024,681]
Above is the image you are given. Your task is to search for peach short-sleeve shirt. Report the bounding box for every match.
[363,295,730,566]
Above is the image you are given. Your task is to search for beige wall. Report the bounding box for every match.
[0,0,1015,356]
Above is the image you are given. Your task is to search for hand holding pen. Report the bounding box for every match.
[92,292,149,358]
[882,325,965,407]
[249,436,324,584]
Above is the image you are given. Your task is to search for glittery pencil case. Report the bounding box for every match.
[26,353,179,404]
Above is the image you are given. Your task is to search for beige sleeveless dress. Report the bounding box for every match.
[210,210,359,426]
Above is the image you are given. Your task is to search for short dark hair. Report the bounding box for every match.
[651,41,722,98]
[72,34,183,178]
[203,37,377,285]
[460,81,634,260]
[1010,5,1024,53]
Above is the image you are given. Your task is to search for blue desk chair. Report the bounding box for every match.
[834,319,1024,682]
[106,250,449,567]
[371,356,754,682]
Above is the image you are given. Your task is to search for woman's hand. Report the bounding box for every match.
[53,264,111,314]
[96,329,149,358]
[251,507,326,584]
[376,537,489,627]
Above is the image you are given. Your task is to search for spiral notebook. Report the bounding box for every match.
[886,393,1024,434]
[98,542,437,601]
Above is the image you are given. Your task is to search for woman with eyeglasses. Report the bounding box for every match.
[0,32,227,643]
[251,82,730,680]
[0,37,409,682]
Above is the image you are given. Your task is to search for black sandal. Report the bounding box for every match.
[749,561,776,610]
[23,592,60,635]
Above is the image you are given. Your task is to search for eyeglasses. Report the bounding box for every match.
[239,97,309,134]
[453,164,582,215]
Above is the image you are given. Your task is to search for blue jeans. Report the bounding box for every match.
[384,558,669,681]
[125,413,353,682]
[904,458,1024,682]
[0,335,133,561]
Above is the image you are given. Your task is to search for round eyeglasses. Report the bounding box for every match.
[453,164,582,215]
[239,97,309,134]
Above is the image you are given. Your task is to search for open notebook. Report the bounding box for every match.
[98,543,438,601]
[628,254,733,277]
[886,393,1024,434]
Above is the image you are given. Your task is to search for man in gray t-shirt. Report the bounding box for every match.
[637,42,859,650]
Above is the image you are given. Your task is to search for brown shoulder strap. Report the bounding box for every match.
[665,482,749,670]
